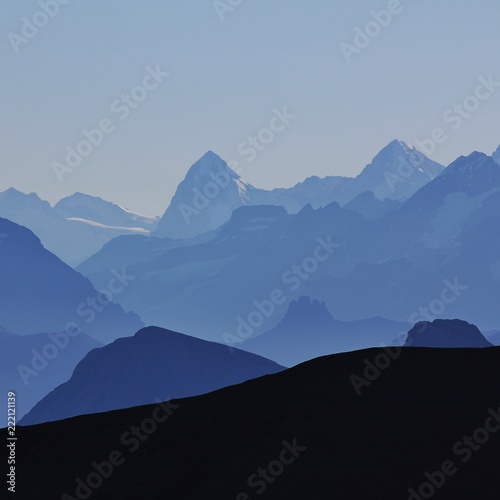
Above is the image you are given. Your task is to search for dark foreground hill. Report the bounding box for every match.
[12,347,500,499]
[21,326,284,425]
[405,319,493,348]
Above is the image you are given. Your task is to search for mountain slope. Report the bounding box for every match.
[20,326,284,425]
[348,139,444,203]
[492,144,500,165]
[54,192,159,230]
[0,331,100,419]
[0,217,143,342]
[15,347,500,499]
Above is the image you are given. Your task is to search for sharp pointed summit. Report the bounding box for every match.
[353,138,444,202]
[183,150,240,179]
[154,152,255,239]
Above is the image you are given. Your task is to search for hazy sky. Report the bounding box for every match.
[1,0,499,215]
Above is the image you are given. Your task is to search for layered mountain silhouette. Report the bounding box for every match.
[0,330,100,419]
[78,149,500,340]
[154,140,443,239]
[0,217,143,342]
[20,326,284,425]
[0,189,158,266]
[15,346,500,499]
[404,319,493,347]
[241,296,408,365]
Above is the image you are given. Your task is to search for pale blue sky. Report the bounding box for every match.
[1,0,499,215]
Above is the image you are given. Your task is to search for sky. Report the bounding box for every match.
[1,0,500,216]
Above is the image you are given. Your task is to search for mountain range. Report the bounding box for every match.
[4,138,500,499]
[0,140,442,266]
[77,147,500,341]
[154,139,443,239]
[0,189,158,266]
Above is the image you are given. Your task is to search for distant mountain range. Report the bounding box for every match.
[154,139,443,239]
[21,326,284,425]
[0,217,143,343]
[0,140,440,265]
[78,147,500,339]
[16,345,500,499]
[0,189,158,266]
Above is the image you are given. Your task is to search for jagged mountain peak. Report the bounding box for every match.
[436,151,500,196]
[277,296,334,330]
[154,152,254,239]
[285,296,331,316]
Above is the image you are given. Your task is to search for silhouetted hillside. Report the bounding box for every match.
[14,347,500,499]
